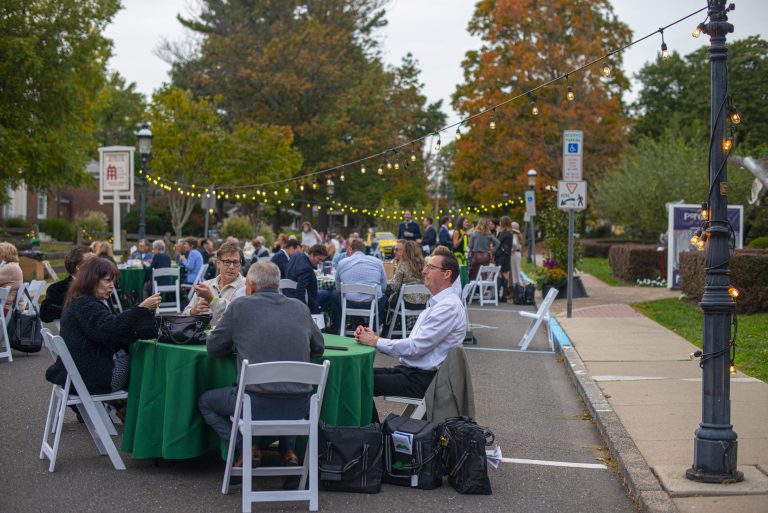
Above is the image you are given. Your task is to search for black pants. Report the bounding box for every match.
[372,365,436,423]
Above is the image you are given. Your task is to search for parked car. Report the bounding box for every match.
[367,231,397,259]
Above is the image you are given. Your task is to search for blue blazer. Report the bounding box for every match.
[271,250,290,278]
[284,252,319,313]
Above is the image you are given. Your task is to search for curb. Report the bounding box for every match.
[549,318,680,513]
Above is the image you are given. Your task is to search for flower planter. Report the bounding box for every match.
[541,276,588,300]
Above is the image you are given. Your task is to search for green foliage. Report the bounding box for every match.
[92,72,146,148]
[221,215,253,240]
[38,218,75,242]
[0,0,120,201]
[746,204,768,243]
[577,257,623,286]
[632,37,768,153]
[1,217,30,229]
[539,202,582,271]
[594,132,754,240]
[748,236,768,249]
[634,298,768,382]
[255,222,276,249]
[75,210,109,234]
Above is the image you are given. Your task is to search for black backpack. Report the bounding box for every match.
[437,416,494,495]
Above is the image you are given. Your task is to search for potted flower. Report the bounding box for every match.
[536,260,568,299]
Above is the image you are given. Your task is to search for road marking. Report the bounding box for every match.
[464,347,555,354]
[468,323,498,330]
[592,376,665,382]
[501,457,607,470]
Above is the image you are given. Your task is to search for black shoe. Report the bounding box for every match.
[228,476,242,490]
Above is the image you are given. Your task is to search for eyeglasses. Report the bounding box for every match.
[219,259,241,267]
[423,263,448,273]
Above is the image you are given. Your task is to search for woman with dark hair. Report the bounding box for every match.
[40,247,96,323]
[468,217,500,280]
[46,258,161,394]
[385,240,428,331]
[452,216,470,266]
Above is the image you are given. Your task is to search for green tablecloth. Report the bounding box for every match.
[118,267,148,300]
[122,334,375,459]
[460,264,469,288]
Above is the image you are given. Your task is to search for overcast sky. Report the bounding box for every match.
[105,0,767,125]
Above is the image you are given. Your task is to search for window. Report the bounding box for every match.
[37,193,48,219]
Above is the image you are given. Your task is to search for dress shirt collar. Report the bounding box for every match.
[281,248,289,259]
[213,273,245,294]
[428,285,456,307]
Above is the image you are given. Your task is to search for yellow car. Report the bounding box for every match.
[367,231,397,259]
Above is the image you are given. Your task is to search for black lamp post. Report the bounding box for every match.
[527,169,537,265]
[135,122,153,241]
[686,0,742,484]
[326,178,335,236]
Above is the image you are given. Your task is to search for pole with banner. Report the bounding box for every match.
[98,146,135,251]
[559,130,585,318]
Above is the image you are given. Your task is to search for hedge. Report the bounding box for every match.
[38,218,75,242]
[608,244,662,282]
[679,249,768,314]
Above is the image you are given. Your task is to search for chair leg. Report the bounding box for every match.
[39,388,59,461]
[79,400,126,470]
[242,423,252,513]
[47,391,69,472]
[308,416,319,511]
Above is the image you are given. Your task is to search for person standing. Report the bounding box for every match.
[397,210,421,241]
[494,217,514,301]
[438,216,452,249]
[300,222,321,247]
[420,217,437,255]
[468,218,500,280]
[354,252,466,422]
[510,221,524,288]
[452,216,470,266]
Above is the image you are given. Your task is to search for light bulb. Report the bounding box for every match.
[729,364,736,376]
[326,178,332,186]
[531,101,539,116]
[690,234,700,246]
[360,165,366,174]
[410,153,417,162]
[696,238,705,250]
[601,63,611,77]
[692,24,703,38]
[730,111,741,124]
[377,165,383,175]
[723,138,733,151]
[273,190,278,195]
[340,173,345,182]
[728,287,740,298]
[434,139,441,152]
[299,183,304,191]
[386,160,392,170]
[566,85,575,101]
[284,187,289,193]
[455,127,462,140]
[394,161,400,170]
[661,42,670,60]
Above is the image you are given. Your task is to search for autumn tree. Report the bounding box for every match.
[146,87,302,238]
[0,0,120,200]
[451,0,632,205]
[166,1,444,222]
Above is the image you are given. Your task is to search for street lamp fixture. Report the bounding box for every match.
[326,178,335,235]
[135,122,153,240]
[527,168,537,189]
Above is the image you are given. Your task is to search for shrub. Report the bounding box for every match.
[1,217,30,229]
[540,203,583,271]
[221,214,253,240]
[608,244,662,282]
[748,236,768,249]
[38,218,75,242]
[680,249,768,314]
[536,267,567,288]
[255,222,276,249]
[581,239,634,258]
[75,210,109,233]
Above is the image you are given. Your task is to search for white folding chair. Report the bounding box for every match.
[461,281,477,308]
[339,283,379,336]
[222,359,331,512]
[0,287,13,362]
[43,260,59,281]
[311,314,325,330]
[279,279,298,295]
[110,287,123,313]
[518,287,559,351]
[152,268,181,314]
[470,265,501,306]
[385,284,430,338]
[38,329,128,472]
[182,265,207,300]
[27,280,46,309]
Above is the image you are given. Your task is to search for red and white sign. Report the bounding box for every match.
[557,180,587,211]
[100,150,133,193]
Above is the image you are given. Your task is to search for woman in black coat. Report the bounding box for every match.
[47,258,161,394]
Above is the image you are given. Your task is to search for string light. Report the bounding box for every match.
[660,29,670,60]
[601,60,612,77]
[434,132,441,152]
[489,109,496,130]
[729,101,741,124]
[723,137,733,152]
[340,172,345,182]
[410,143,417,162]
[360,164,366,174]
[529,95,539,116]
[565,75,575,101]
[728,287,740,298]
[299,183,305,191]
[729,363,736,376]
[700,203,709,220]
[692,23,704,38]
[455,126,462,140]
[377,163,384,175]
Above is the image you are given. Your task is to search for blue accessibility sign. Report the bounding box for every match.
[567,143,579,153]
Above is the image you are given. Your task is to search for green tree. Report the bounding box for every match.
[594,132,755,240]
[0,0,120,200]
[451,0,632,205]
[632,36,768,153]
[93,72,147,148]
[167,1,444,221]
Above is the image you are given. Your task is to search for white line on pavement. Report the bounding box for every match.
[463,347,555,354]
[501,457,607,470]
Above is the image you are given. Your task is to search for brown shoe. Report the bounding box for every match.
[281,450,300,466]
[235,446,262,468]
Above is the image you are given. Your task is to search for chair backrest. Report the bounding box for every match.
[152,267,180,280]
[340,283,377,298]
[238,359,331,412]
[279,279,298,290]
[152,267,181,314]
[28,280,46,308]
[43,260,59,281]
[400,283,430,300]
[0,287,10,312]
[477,265,501,281]
[460,282,477,308]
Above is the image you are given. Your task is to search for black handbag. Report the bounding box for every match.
[8,288,43,353]
[156,314,212,345]
[382,414,443,490]
[318,422,384,493]
[437,416,494,495]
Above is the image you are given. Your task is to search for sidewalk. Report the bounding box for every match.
[554,274,768,513]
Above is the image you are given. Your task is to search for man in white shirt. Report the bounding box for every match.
[355,252,466,421]
[184,241,246,325]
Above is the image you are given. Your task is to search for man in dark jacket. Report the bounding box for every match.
[397,210,421,241]
[283,244,327,314]
[198,261,324,467]
[421,216,437,255]
[270,239,299,278]
[438,216,452,249]
[40,247,94,323]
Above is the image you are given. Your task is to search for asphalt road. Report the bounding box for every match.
[0,302,637,513]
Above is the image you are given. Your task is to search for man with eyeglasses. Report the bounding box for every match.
[354,252,466,421]
[184,241,246,325]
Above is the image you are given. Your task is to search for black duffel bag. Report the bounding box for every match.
[318,422,383,493]
[156,314,211,345]
[437,416,494,495]
[382,413,443,490]
[8,288,43,353]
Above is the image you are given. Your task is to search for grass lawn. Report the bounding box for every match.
[634,298,768,382]
[577,257,626,287]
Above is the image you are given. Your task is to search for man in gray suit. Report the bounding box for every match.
[198,261,324,469]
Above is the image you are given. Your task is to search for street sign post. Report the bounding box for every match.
[562,130,583,181]
[98,146,135,251]
[524,190,537,265]
[557,180,587,211]
[560,130,586,318]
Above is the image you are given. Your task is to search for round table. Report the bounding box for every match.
[122,334,375,459]
[118,267,148,300]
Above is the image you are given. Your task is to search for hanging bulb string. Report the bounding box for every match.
[142,5,708,193]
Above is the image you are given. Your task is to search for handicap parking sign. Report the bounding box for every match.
[567,143,579,153]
